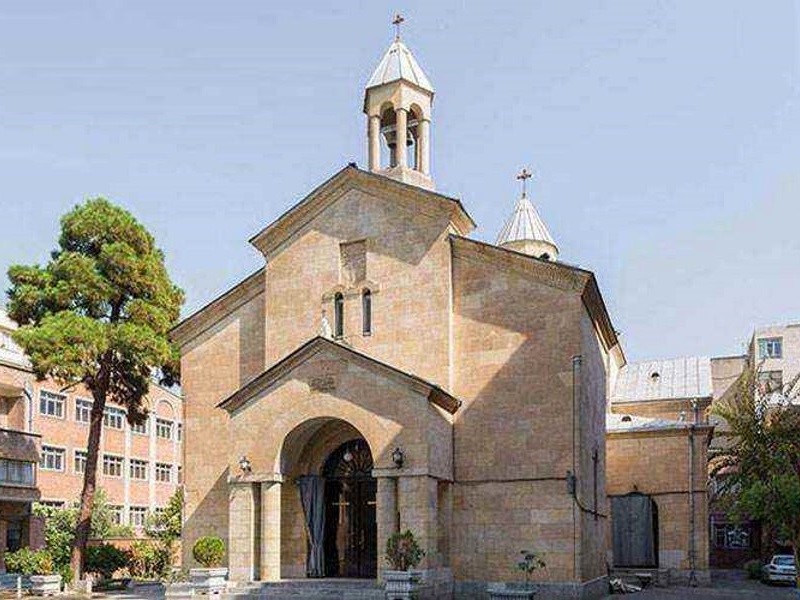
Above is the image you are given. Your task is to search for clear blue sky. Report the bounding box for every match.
[1,2,798,361]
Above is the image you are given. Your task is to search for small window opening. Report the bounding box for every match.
[362,289,372,336]
[650,371,660,381]
[621,415,632,422]
[334,293,344,339]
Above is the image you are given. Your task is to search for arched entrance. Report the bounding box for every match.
[322,439,377,578]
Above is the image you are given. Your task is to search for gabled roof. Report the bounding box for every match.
[612,356,712,403]
[248,164,475,258]
[496,195,557,250]
[217,336,461,415]
[366,39,434,93]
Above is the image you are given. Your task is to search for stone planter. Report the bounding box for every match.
[487,582,536,599]
[189,567,228,595]
[384,570,422,600]
[29,574,62,596]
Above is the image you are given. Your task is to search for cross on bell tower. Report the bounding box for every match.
[363,16,435,190]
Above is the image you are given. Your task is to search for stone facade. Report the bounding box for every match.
[174,159,619,600]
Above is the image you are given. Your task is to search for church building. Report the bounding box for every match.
[172,28,628,599]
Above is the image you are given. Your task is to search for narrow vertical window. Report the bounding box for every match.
[362,289,372,335]
[334,293,344,339]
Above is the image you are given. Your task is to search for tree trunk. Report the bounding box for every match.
[69,389,107,579]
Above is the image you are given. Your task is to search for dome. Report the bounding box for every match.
[365,39,434,93]
[496,194,559,260]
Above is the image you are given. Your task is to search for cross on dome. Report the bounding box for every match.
[392,13,405,40]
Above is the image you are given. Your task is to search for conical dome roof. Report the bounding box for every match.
[496,194,559,260]
[365,39,434,93]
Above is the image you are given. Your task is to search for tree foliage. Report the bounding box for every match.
[711,364,800,582]
[8,198,183,577]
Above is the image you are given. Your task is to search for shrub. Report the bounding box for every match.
[192,536,225,569]
[744,559,762,580]
[128,541,171,580]
[4,548,55,576]
[385,530,425,571]
[86,544,129,580]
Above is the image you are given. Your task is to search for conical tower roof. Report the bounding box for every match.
[365,38,434,93]
[496,189,559,260]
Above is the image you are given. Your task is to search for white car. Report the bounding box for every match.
[762,554,797,585]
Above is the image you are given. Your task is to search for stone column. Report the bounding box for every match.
[397,475,438,570]
[228,482,256,582]
[260,480,282,581]
[418,118,430,175]
[395,108,408,169]
[376,476,398,580]
[368,115,381,171]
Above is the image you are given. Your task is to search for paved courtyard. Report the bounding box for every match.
[604,570,797,600]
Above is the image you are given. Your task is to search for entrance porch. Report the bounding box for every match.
[218,338,458,592]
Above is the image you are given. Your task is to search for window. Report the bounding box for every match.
[38,500,65,509]
[156,418,173,440]
[74,450,87,474]
[102,454,123,477]
[758,337,783,359]
[758,370,783,394]
[0,459,35,485]
[103,406,125,429]
[129,506,148,529]
[39,391,65,418]
[713,523,751,549]
[155,463,172,483]
[75,399,92,424]
[131,419,149,435]
[130,459,148,480]
[40,446,65,472]
[177,466,183,484]
[109,505,123,526]
[176,423,183,442]
[334,293,344,338]
[362,289,372,335]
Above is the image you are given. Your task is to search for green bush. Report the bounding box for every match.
[128,541,171,580]
[744,559,762,580]
[86,544,129,580]
[4,548,55,576]
[385,530,425,571]
[192,536,225,569]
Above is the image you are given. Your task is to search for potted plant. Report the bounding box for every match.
[488,550,546,599]
[384,530,425,600]
[189,536,227,595]
[5,548,62,596]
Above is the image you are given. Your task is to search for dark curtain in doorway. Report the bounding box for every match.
[298,475,326,577]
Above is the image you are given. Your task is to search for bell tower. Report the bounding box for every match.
[364,15,435,190]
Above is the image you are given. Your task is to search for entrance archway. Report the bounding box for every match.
[279,418,378,580]
[322,439,377,578]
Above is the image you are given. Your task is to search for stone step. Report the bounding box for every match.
[224,579,383,599]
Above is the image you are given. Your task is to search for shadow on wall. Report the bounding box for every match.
[183,468,230,569]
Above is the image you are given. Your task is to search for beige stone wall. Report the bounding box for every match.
[578,313,610,582]
[450,247,599,584]
[181,289,265,567]
[606,429,710,573]
[262,187,453,389]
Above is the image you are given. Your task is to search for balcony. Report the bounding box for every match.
[0,428,40,503]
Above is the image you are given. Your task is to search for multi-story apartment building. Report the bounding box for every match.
[0,308,183,567]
